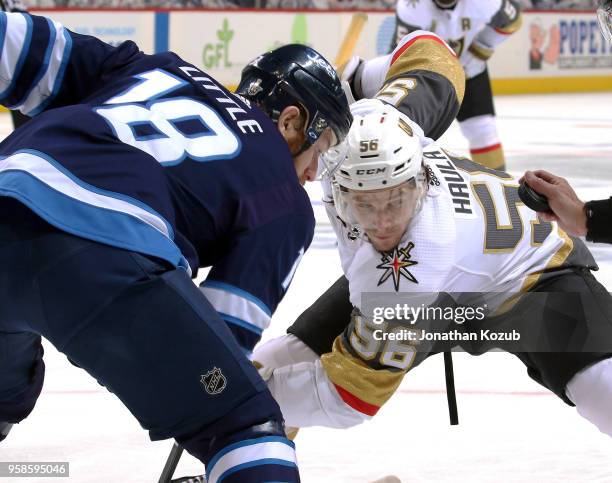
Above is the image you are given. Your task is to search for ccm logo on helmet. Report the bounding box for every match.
[356,168,387,175]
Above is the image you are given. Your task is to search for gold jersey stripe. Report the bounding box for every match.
[321,337,404,408]
[494,226,574,315]
[521,226,574,293]
[384,37,465,105]
[468,42,494,61]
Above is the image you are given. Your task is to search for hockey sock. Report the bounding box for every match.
[566,357,612,437]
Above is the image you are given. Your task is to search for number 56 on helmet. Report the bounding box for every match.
[331,103,427,252]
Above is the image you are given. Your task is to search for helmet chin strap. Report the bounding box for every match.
[295,137,314,156]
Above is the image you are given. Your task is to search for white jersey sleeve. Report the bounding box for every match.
[394,0,522,66]
[343,30,464,141]
[253,334,369,428]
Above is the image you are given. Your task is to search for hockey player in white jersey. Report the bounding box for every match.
[391,0,522,170]
[599,0,612,42]
[253,102,612,440]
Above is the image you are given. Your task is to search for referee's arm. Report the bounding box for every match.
[523,170,612,244]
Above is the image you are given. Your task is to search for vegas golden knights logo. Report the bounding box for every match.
[201,367,227,395]
[376,241,418,291]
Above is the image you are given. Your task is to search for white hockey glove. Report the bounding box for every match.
[339,55,363,83]
[338,55,364,105]
[462,49,487,79]
[349,97,389,117]
[464,37,493,79]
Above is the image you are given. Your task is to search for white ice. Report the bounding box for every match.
[1,92,612,482]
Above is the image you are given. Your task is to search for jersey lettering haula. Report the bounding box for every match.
[325,144,594,318]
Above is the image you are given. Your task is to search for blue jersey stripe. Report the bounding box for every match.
[28,29,73,116]
[214,459,298,483]
[202,280,272,317]
[0,150,191,274]
[219,313,263,336]
[8,16,56,110]
[0,13,33,103]
[206,436,295,475]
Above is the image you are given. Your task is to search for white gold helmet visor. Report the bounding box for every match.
[331,103,428,251]
[333,178,425,233]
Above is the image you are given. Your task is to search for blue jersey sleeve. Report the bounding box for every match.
[200,212,314,352]
[0,12,139,116]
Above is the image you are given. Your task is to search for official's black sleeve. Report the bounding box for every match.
[287,275,352,356]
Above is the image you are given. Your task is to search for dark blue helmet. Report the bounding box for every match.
[236,44,352,152]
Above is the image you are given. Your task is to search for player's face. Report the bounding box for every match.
[293,128,335,185]
[347,182,420,252]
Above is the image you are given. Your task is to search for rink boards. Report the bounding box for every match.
[27,8,612,95]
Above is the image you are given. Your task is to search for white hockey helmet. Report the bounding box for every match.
[332,103,427,251]
[334,103,424,191]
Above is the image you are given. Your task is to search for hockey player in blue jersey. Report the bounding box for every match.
[0,11,351,482]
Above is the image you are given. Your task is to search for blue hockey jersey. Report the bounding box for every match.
[0,12,314,350]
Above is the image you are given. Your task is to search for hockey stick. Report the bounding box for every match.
[334,12,368,68]
[158,442,184,483]
[444,352,459,425]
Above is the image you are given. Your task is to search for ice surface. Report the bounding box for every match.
[1,92,611,482]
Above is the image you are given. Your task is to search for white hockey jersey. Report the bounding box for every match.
[255,143,595,430]
[326,144,575,317]
[394,0,523,65]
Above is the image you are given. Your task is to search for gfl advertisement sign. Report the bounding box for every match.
[529,13,612,71]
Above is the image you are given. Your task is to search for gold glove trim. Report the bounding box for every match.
[321,337,404,408]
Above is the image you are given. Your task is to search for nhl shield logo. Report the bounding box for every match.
[200,367,227,395]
